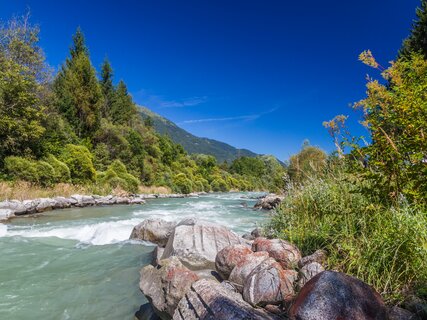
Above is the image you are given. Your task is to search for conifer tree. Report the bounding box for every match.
[100,58,115,118]
[400,0,427,59]
[110,80,136,125]
[54,28,103,138]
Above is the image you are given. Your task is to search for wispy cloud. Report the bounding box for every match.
[133,89,207,109]
[179,107,279,125]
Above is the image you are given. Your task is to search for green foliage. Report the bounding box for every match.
[210,177,229,192]
[60,144,96,184]
[98,160,140,193]
[100,58,115,118]
[0,15,47,162]
[230,156,265,178]
[400,0,427,59]
[173,173,193,194]
[54,28,103,138]
[287,141,327,184]
[110,80,136,125]
[4,156,39,183]
[267,167,427,303]
[45,154,71,183]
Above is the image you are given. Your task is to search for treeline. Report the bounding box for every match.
[269,0,427,305]
[0,16,285,194]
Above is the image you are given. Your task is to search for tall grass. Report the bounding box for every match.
[267,169,427,303]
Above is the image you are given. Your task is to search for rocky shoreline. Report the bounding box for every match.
[131,218,421,320]
[0,192,204,222]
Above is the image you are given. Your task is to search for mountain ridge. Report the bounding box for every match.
[138,106,259,163]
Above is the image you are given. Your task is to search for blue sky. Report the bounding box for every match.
[0,0,420,160]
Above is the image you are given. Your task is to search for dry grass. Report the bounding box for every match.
[138,185,172,194]
[0,181,173,201]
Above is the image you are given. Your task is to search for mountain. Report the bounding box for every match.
[138,106,258,163]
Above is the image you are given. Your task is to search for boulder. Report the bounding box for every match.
[254,194,284,210]
[215,244,253,280]
[0,200,26,214]
[130,197,146,205]
[252,237,301,269]
[403,295,427,319]
[297,262,324,289]
[135,303,161,320]
[161,219,245,270]
[173,279,280,320]
[298,249,327,268]
[130,219,176,247]
[94,195,115,205]
[140,256,199,319]
[228,251,270,290]
[21,199,40,214]
[71,194,96,207]
[36,198,57,212]
[289,271,388,320]
[0,209,14,221]
[388,306,417,320]
[243,257,297,307]
[151,246,165,266]
[53,197,72,209]
[116,196,130,204]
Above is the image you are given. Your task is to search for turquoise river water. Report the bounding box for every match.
[0,192,269,320]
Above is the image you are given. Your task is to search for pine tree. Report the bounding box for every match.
[54,28,103,138]
[100,58,115,118]
[400,0,427,59]
[110,80,136,125]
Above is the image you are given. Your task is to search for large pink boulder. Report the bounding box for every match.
[228,251,269,290]
[289,271,388,320]
[252,237,301,269]
[243,257,298,307]
[215,244,253,280]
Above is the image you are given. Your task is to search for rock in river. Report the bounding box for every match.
[130,219,176,247]
[161,218,245,270]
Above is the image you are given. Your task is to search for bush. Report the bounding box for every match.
[267,168,427,303]
[97,160,140,193]
[173,173,193,194]
[35,161,56,186]
[45,154,71,183]
[4,156,39,183]
[210,177,229,192]
[60,144,96,184]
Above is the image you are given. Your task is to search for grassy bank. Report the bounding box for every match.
[0,181,172,201]
[267,168,427,304]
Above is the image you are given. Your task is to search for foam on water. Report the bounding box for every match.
[0,224,7,237]
[2,218,145,246]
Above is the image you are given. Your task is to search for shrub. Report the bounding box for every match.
[34,161,56,186]
[173,173,193,194]
[45,154,71,183]
[60,144,96,184]
[4,156,39,183]
[97,160,140,193]
[267,168,427,303]
[210,177,229,192]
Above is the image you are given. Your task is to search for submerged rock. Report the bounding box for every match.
[140,256,199,319]
[254,194,284,210]
[215,244,253,280]
[252,237,301,269]
[173,279,280,320]
[130,219,176,247]
[242,257,297,307]
[289,271,388,320]
[161,219,245,270]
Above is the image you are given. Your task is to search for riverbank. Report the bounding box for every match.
[0,192,205,222]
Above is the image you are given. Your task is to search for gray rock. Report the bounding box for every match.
[162,219,245,270]
[215,244,253,280]
[53,197,72,209]
[71,194,95,207]
[21,199,40,214]
[298,249,327,268]
[36,198,57,212]
[151,246,165,266]
[289,271,388,320]
[131,219,176,247]
[0,200,26,214]
[254,194,284,210]
[297,262,324,289]
[388,306,418,320]
[252,237,301,269]
[129,197,146,204]
[403,295,427,319]
[0,209,15,221]
[173,279,281,320]
[135,303,161,320]
[115,196,130,204]
[140,256,199,319]
[228,251,270,290]
[243,257,297,306]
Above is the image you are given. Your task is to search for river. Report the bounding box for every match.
[0,192,269,319]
